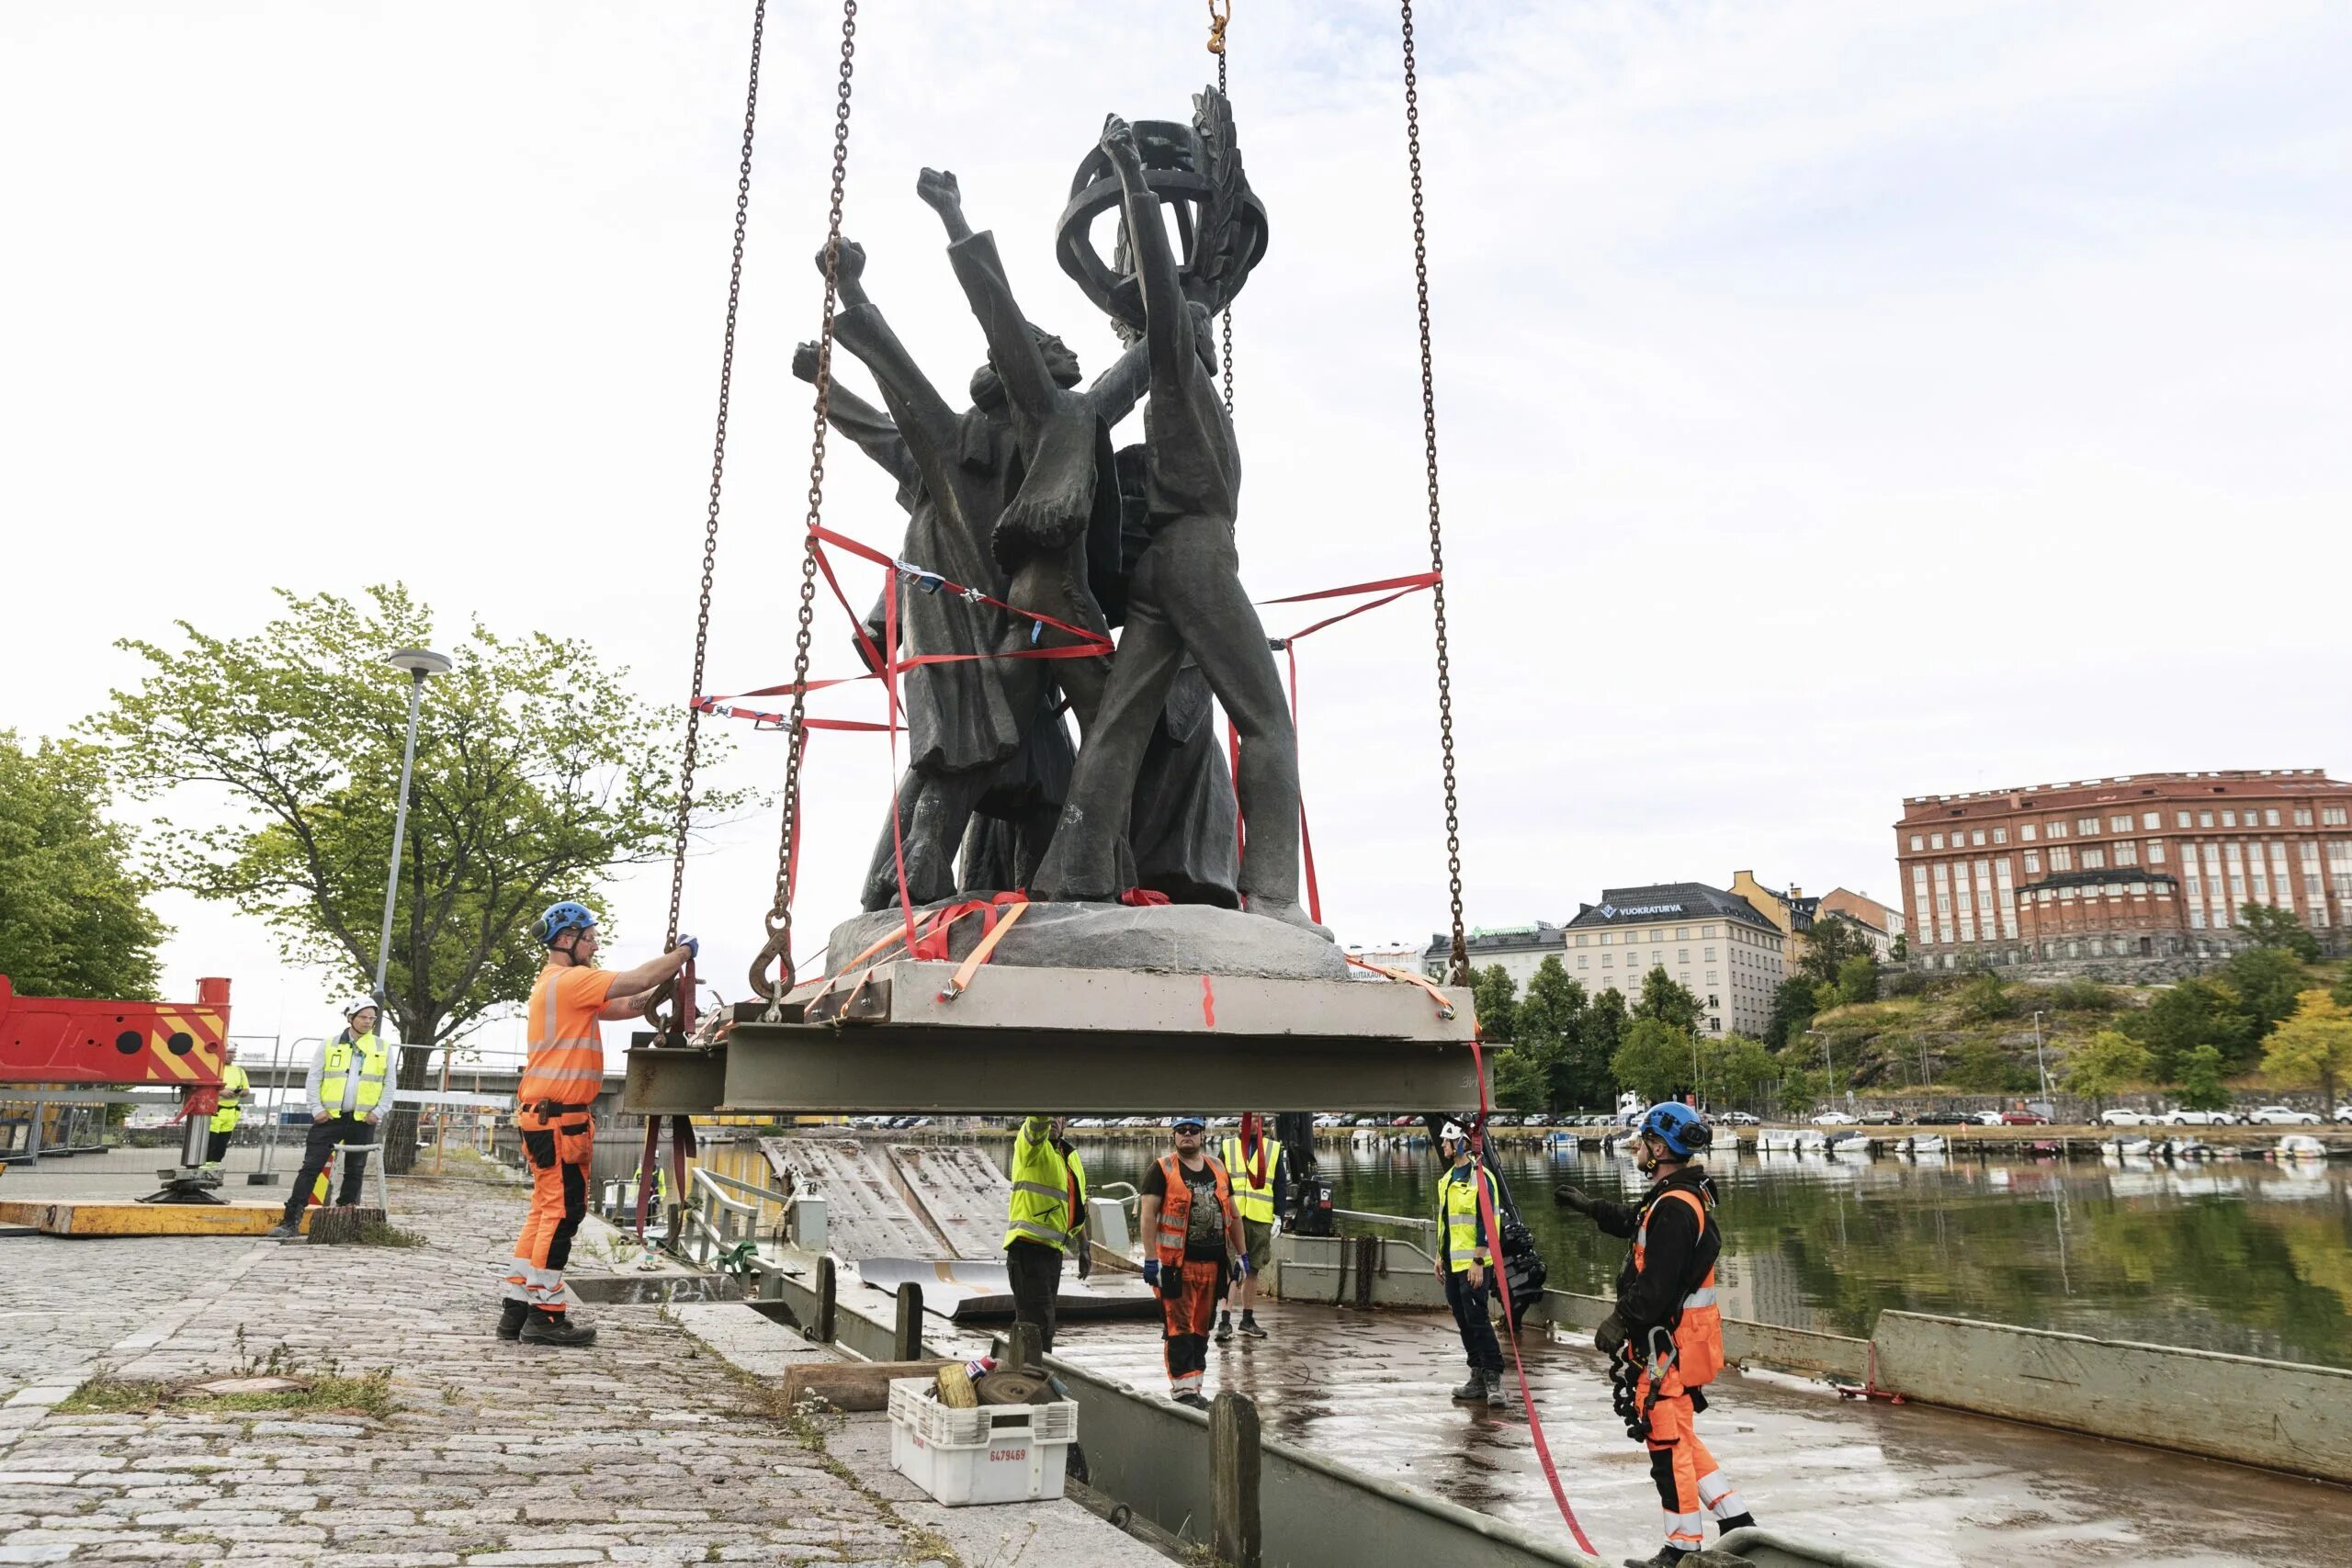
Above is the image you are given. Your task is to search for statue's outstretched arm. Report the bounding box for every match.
[1102,116,1189,388]
[794,341,915,491]
[923,168,1056,420]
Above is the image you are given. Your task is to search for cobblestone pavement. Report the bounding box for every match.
[0,1179,956,1566]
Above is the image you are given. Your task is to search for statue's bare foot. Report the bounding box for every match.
[1245,897,1333,943]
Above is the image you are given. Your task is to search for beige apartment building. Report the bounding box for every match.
[1561,883,1785,1038]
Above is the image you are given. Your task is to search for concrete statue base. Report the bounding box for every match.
[825,897,1348,983]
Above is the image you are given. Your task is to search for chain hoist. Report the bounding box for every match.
[753,0,860,1014]
[1210,0,1235,413]
[1397,0,1468,985]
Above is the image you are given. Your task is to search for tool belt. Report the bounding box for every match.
[528,1100,594,1120]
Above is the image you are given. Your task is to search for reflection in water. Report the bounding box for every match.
[1070,1135,2352,1369]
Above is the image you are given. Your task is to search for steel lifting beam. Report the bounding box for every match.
[623,961,1487,1115]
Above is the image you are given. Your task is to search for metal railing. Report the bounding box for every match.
[679,1166,791,1271]
[1329,1207,1437,1238]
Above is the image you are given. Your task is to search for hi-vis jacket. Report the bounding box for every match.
[209,1062,250,1134]
[1004,1116,1087,1254]
[1589,1166,1724,1386]
[308,1032,390,1117]
[1435,1160,1499,1273]
[1218,1134,1284,1224]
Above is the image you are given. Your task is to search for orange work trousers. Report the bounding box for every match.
[1160,1257,1224,1396]
[505,1106,594,1314]
[1637,1365,1747,1553]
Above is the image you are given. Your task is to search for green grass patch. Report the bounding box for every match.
[58,1368,395,1420]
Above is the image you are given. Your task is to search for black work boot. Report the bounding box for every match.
[1716,1513,1758,1535]
[1484,1369,1508,1409]
[1238,1312,1267,1338]
[495,1300,529,1341]
[1451,1371,1486,1401]
[1215,1312,1233,1343]
[264,1221,300,1240]
[518,1309,596,1348]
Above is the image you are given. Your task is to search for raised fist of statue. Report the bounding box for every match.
[791,341,820,384]
[915,167,961,216]
[814,236,865,283]
[1099,114,1140,167]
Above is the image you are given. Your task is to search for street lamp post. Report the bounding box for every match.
[371,649,453,1008]
[2032,1009,2052,1112]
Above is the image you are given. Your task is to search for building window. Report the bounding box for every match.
[1907,835,1924,852]
[1706,971,1719,984]
[1600,933,1612,945]
[2023,850,2042,874]
[1703,947,1716,961]
[1703,925,1717,938]
[1650,930,1664,943]
[1972,829,1986,846]
[2149,841,2165,864]
[2083,849,2107,870]
[2325,807,2349,827]
[2177,810,2193,828]
[2199,811,2215,829]
[2051,847,2073,872]
[2265,808,2281,827]
[2143,812,2160,829]
[1678,949,1690,963]
[1930,833,1945,850]
[2078,818,2100,837]
[1677,926,1690,939]
[1575,934,1589,947]
[1601,953,1612,965]
[2117,840,2138,866]
[2020,823,2038,842]
[1577,954,1589,969]
[1992,827,2008,844]
[2294,808,2313,828]
[2221,810,2237,828]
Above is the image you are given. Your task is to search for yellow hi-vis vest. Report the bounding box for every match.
[321,1034,390,1114]
[209,1063,250,1134]
[1219,1134,1281,1224]
[1437,1161,1498,1273]
[1003,1119,1085,1254]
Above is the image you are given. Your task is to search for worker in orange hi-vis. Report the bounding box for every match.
[499,901,695,1348]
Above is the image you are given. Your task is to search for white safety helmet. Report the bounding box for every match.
[1439,1121,1468,1146]
[344,999,379,1021]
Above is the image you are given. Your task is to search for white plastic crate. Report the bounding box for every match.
[887,1377,1079,1506]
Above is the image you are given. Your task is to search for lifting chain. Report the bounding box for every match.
[754,0,860,1014]
[647,0,768,1041]
[1211,0,1234,414]
[662,0,768,956]
[1398,0,1468,986]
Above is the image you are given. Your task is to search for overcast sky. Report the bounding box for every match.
[4,2,2346,1063]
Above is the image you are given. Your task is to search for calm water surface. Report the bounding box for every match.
[1070,1134,2352,1370]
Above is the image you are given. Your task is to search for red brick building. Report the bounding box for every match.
[1894,770,2352,972]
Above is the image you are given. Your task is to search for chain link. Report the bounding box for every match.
[756,0,859,1010]
[1216,32,1234,415]
[664,0,769,961]
[1399,0,1467,986]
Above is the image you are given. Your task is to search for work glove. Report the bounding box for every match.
[1076,1246,1092,1281]
[679,935,700,960]
[1593,1311,1628,1357]
[1141,1259,1159,1290]
[1234,1253,1250,1280]
[1554,1183,1595,1214]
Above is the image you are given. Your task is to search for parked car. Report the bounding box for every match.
[1915,1111,1973,1125]
[1521,1113,1552,1127]
[1486,1114,1521,1127]
[1999,1111,2050,1126]
[2099,1109,2151,1126]
[1809,1111,1858,1126]
[2336,1105,2352,1124]
[1714,1111,1759,1126]
[2157,1109,2240,1126]
[1974,1111,2007,1125]
[1858,1111,1902,1127]
[2246,1105,2321,1125]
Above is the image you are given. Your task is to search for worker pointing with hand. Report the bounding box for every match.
[1557,1103,1758,1568]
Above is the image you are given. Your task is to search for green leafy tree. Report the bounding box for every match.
[1634,967,1702,1034]
[1470,964,1518,1043]
[1951,1040,2011,1094]
[1583,985,1629,1089]
[2176,1045,2230,1112]
[1889,931,1907,962]
[2061,1029,2154,1117]
[2236,902,2322,964]
[1611,1017,1694,1104]
[90,585,752,1173]
[2223,947,2308,1041]
[1702,1033,1777,1112]
[2263,990,2352,1116]
[1765,975,1818,1048]
[1797,915,1872,987]
[2123,978,2256,1080]
[1517,958,1594,1110]
[0,732,168,998]
[1835,954,1879,1006]
[1954,973,2013,1024]
[1777,1066,1825,1118]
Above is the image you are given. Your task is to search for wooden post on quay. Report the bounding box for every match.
[813,1256,837,1345]
[1353,1235,1377,1311]
[1211,1390,1262,1568]
[894,1281,925,1361]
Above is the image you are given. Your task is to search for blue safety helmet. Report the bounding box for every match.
[1636,1101,1712,1159]
[535,900,599,947]
[1170,1114,1207,1132]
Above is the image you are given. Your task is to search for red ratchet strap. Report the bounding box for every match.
[1467,1035,1600,1556]
[813,525,1114,652]
[881,585,918,950]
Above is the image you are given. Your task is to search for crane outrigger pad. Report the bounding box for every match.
[625,960,1483,1115]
